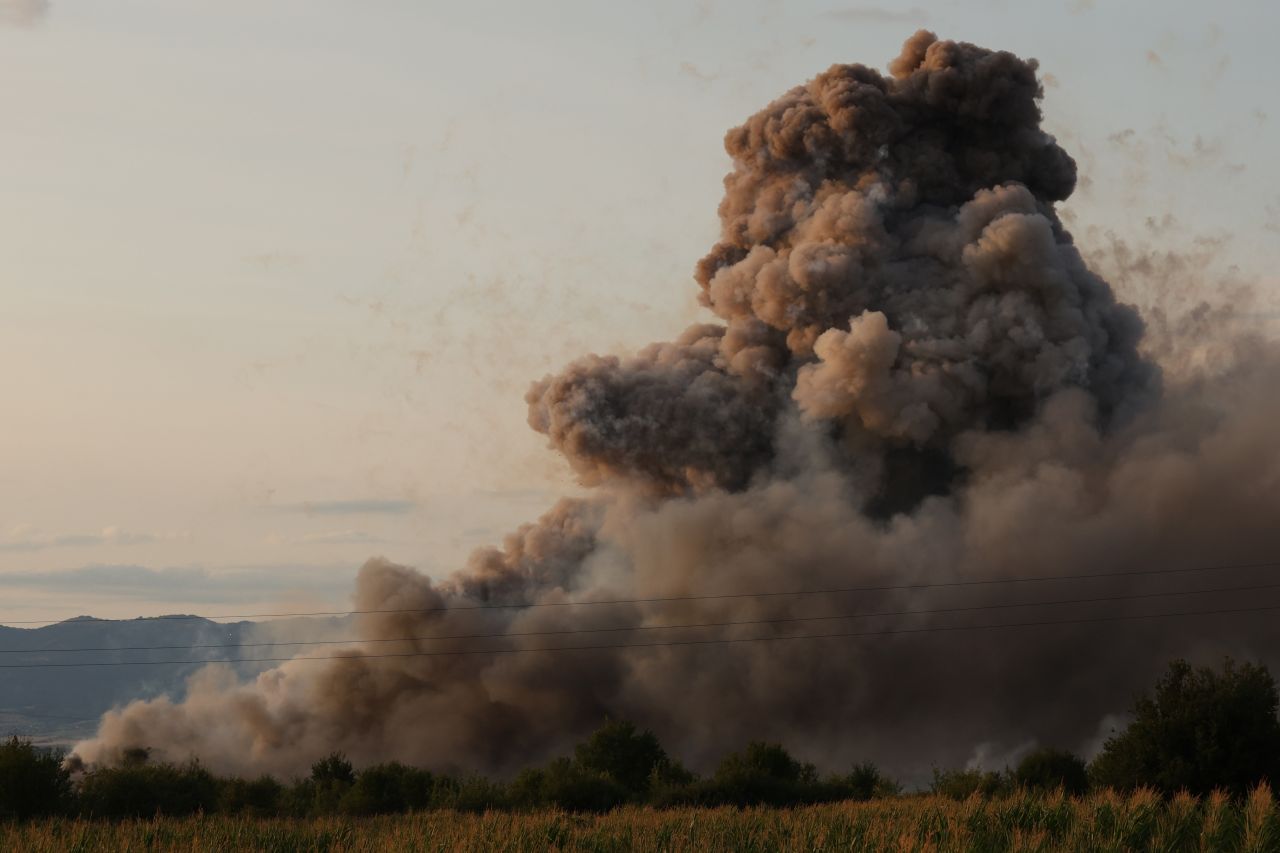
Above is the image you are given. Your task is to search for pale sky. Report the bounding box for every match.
[1,0,1276,623]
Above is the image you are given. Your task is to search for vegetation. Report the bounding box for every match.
[0,736,71,820]
[4,787,1280,852]
[1091,658,1280,796]
[3,656,1280,839]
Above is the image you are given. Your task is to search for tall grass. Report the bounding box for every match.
[3,786,1277,852]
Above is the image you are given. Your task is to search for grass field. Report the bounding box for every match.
[4,787,1279,853]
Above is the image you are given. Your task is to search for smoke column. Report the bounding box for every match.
[73,32,1280,780]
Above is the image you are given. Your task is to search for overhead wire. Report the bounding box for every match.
[2,577,1279,656]
[1,557,1277,627]
[2,599,1279,669]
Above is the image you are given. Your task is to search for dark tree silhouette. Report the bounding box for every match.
[0,737,71,819]
[1091,658,1280,795]
[1014,748,1088,795]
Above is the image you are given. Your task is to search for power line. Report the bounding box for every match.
[5,578,1280,656]
[1,600,1277,669]
[2,558,1278,628]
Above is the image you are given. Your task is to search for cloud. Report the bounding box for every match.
[276,499,417,517]
[0,526,189,553]
[823,5,928,23]
[0,0,50,27]
[0,563,356,607]
[268,530,386,546]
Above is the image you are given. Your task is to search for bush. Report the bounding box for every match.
[656,741,843,807]
[217,775,285,816]
[429,775,508,812]
[77,761,218,818]
[1091,658,1280,795]
[0,737,72,820]
[509,757,628,812]
[574,719,673,797]
[931,767,1009,799]
[844,762,901,800]
[341,762,434,815]
[1014,748,1088,795]
[304,752,355,815]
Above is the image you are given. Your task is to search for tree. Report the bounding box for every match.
[310,753,355,787]
[0,737,72,820]
[340,762,433,815]
[509,758,628,812]
[1013,748,1088,795]
[217,775,285,816]
[574,719,673,796]
[1091,658,1280,795]
[930,768,1008,800]
[707,741,832,806]
[844,762,901,800]
[77,761,218,818]
[305,752,355,815]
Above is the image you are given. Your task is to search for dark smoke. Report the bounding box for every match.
[73,32,1280,782]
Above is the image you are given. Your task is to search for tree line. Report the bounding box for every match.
[3,657,1280,820]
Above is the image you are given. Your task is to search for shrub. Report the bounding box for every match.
[931,767,1009,799]
[217,775,285,816]
[509,757,628,812]
[844,762,901,800]
[0,737,72,820]
[77,761,218,818]
[1014,748,1088,795]
[341,762,434,815]
[429,775,508,812]
[658,741,845,807]
[305,752,355,815]
[574,719,672,797]
[1091,658,1280,795]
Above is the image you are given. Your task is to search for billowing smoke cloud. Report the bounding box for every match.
[73,32,1280,782]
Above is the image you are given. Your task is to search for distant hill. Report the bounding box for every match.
[0,615,348,747]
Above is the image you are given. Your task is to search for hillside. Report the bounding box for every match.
[0,616,347,746]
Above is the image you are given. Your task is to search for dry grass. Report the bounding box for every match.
[4,786,1278,852]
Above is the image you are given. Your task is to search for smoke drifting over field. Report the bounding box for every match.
[74,32,1280,780]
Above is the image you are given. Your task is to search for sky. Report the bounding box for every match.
[1,0,1276,624]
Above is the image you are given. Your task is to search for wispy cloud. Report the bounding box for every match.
[0,526,189,553]
[267,530,386,546]
[823,5,929,23]
[0,0,50,27]
[0,563,356,607]
[276,499,417,517]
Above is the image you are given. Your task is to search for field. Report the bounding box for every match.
[4,787,1279,853]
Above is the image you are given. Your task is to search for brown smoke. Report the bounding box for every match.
[73,32,1280,782]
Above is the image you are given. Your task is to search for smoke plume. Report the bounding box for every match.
[73,32,1280,782]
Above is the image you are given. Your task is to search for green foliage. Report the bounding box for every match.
[1013,747,1088,795]
[574,719,672,796]
[657,741,849,807]
[310,752,355,787]
[1091,658,1280,795]
[931,768,1010,800]
[77,761,218,818]
[509,757,628,812]
[216,775,285,817]
[340,762,433,815]
[843,762,900,800]
[428,775,509,812]
[0,737,71,820]
[304,752,356,815]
